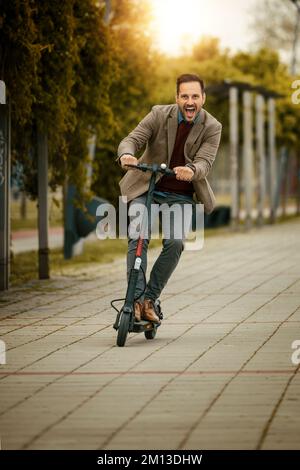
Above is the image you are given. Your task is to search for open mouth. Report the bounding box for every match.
[184,106,196,120]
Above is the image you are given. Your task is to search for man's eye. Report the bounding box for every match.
[193,95,200,99]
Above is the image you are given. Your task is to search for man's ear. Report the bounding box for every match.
[202,92,206,105]
[175,94,179,104]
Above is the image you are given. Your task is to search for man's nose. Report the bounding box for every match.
[187,96,193,105]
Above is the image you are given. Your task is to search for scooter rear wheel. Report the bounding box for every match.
[144,327,157,340]
[117,313,130,347]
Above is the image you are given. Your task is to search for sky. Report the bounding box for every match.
[150,0,258,56]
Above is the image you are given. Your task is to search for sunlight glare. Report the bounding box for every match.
[150,0,204,56]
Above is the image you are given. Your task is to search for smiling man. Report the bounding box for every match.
[117,73,222,323]
[177,79,204,121]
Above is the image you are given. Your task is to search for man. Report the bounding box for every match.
[116,73,222,323]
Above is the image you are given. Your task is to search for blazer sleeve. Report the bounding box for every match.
[191,123,222,181]
[116,107,158,164]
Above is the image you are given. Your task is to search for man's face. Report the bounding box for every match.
[176,81,206,122]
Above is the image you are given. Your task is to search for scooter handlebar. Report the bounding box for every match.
[125,163,175,176]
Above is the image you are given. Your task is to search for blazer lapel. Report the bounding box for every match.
[184,109,205,158]
[167,109,178,165]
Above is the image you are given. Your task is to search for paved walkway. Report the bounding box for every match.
[0,219,300,450]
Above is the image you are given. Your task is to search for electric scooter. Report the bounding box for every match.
[111,162,175,347]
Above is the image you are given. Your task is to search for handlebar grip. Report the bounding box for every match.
[123,162,175,175]
[164,169,175,176]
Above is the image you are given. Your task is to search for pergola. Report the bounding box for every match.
[206,80,283,230]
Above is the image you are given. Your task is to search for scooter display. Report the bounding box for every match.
[111,162,175,347]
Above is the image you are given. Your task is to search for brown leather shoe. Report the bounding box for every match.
[134,301,143,322]
[142,299,160,323]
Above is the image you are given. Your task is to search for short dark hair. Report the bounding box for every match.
[176,74,205,95]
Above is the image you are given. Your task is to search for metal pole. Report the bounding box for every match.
[290,1,300,212]
[0,81,10,291]
[104,0,111,24]
[274,147,289,216]
[268,98,277,223]
[64,183,80,259]
[255,94,266,226]
[37,131,49,279]
[86,134,96,189]
[229,87,239,230]
[20,191,27,219]
[243,91,253,230]
[296,149,300,215]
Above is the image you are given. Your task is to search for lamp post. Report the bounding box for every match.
[290,1,300,217]
[0,81,10,290]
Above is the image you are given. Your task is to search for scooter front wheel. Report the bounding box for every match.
[117,313,130,347]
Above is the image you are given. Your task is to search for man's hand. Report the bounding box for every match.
[173,166,194,182]
[120,154,138,169]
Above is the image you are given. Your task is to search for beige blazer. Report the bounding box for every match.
[117,104,222,214]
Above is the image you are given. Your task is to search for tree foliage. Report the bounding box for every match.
[151,38,300,148]
[92,0,159,205]
[0,0,114,199]
[250,0,299,66]
[0,0,299,208]
[232,48,300,147]
[0,0,41,124]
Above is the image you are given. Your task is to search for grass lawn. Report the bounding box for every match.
[11,196,63,231]
[10,237,165,286]
[10,214,300,287]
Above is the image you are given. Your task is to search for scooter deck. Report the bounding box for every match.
[132,320,160,333]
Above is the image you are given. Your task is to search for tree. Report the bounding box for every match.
[0,0,116,201]
[232,48,300,148]
[193,36,223,62]
[149,40,300,149]
[92,0,159,205]
[0,0,41,124]
[62,0,115,199]
[250,0,300,73]
[28,0,79,197]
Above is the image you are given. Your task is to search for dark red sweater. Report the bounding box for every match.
[155,120,194,196]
